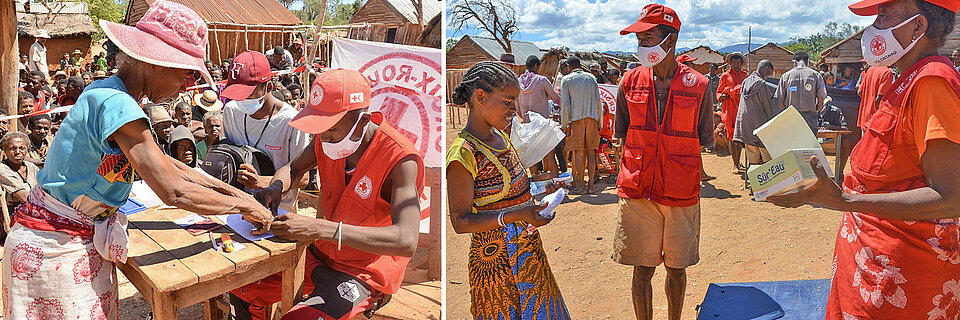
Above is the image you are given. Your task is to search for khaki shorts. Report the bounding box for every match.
[612,197,701,268]
[566,118,600,152]
[744,144,772,165]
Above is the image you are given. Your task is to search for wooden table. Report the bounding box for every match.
[117,207,307,320]
[817,129,854,184]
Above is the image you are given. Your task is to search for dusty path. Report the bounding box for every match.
[445,109,841,319]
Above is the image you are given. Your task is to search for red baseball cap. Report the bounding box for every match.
[621,4,682,35]
[850,0,960,15]
[289,69,372,134]
[677,54,697,63]
[220,51,272,101]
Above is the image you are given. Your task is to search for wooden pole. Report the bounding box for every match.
[2,0,19,131]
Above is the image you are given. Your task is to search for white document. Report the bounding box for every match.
[538,188,568,219]
[129,180,164,208]
[754,106,833,177]
[754,106,823,158]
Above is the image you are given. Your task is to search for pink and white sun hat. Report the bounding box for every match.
[100,0,213,86]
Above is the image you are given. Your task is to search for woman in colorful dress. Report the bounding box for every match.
[2,1,273,319]
[447,61,571,320]
[769,0,960,318]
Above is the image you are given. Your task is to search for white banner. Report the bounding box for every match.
[331,37,443,168]
[598,84,618,115]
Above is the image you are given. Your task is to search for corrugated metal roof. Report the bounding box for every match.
[381,0,441,24]
[466,35,544,64]
[136,0,302,26]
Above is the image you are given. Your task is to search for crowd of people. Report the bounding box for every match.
[448,0,960,319]
[2,1,426,320]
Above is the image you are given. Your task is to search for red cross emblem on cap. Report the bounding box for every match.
[870,35,886,56]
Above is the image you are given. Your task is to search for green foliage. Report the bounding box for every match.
[446,38,458,52]
[783,22,862,62]
[79,0,127,42]
[293,0,363,26]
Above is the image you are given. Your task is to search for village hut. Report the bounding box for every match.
[679,45,724,74]
[744,42,794,77]
[17,2,97,73]
[125,0,305,62]
[416,12,441,48]
[446,35,545,69]
[344,0,442,48]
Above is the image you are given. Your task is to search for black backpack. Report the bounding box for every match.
[200,140,276,188]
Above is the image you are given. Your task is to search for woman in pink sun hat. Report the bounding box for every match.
[1,1,273,319]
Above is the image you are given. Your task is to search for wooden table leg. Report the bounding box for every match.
[834,133,843,184]
[280,246,307,315]
[203,295,223,320]
[153,292,178,320]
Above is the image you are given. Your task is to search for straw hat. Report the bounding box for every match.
[93,70,108,79]
[100,0,213,86]
[35,29,50,39]
[72,49,83,55]
[193,90,223,112]
[145,104,174,126]
[725,52,745,63]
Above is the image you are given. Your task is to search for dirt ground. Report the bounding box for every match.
[445,107,842,319]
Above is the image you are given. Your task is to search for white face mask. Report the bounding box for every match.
[861,14,924,67]
[637,36,670,68]
[322,114,367,160]
[231,94,266,115]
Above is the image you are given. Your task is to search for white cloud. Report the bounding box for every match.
[449,0,875,52]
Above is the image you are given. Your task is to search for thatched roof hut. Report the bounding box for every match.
[679,45,724,74]
[17,4,97,73]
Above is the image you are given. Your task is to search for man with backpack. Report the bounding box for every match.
[219,51,310,212]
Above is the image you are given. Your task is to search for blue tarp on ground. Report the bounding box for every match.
[696,279,831,320]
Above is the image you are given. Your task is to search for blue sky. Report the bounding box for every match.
[446,0,876,52]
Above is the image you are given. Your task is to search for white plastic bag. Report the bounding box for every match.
[510,112,565,168]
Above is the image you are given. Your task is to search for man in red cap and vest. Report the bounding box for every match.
[229,69,425,320]
[769,0,960,318]
[612,4,714,320]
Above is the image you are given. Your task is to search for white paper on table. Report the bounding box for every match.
[129,180,164,208]
[538,188,568,218]
[754,106,823,158]
[225,209,289,241]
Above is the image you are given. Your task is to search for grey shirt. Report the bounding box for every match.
[776,66,827,113]
[560,70,602,127]
[614,71,715,148]
[706,73,721,106]
[734,72,782,147]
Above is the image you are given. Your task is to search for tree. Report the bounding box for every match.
[783,22,862,62]
[449,0,518,53]
[446,37,457,52]
[80,0,126,41]
[293,0,361,26]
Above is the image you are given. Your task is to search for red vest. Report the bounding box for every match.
[845,56,960,193]
[616,63,707,207]
[313,113,424,294]
[828,56,960,319]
